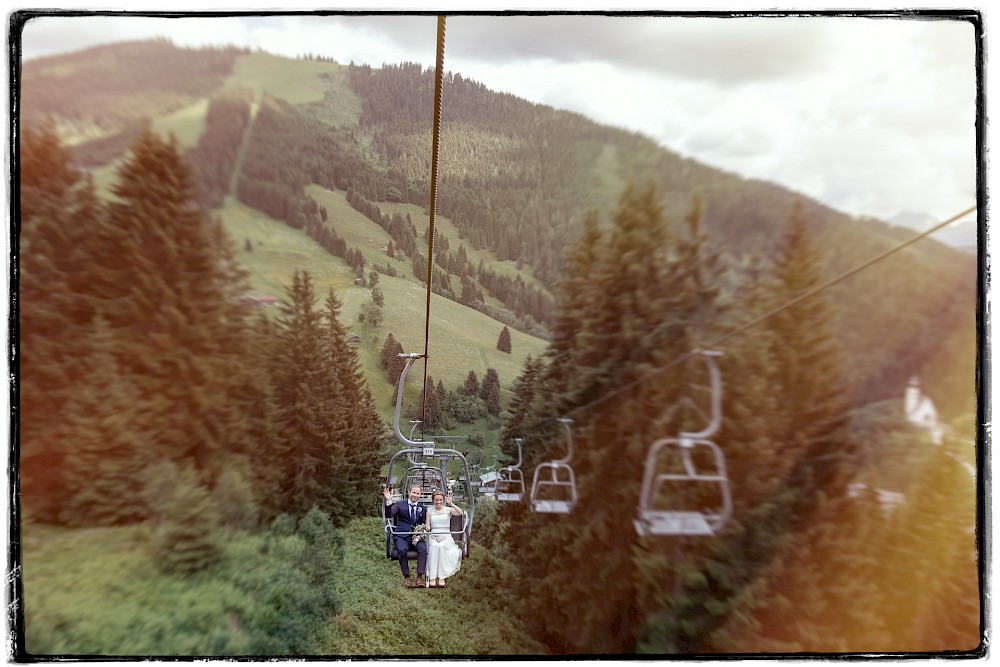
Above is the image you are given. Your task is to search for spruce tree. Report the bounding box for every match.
[103,128,254,471]
[19,123,83,519]
[379,332,406,384]
[638,204,857,653]
[505,185,724,652]
[58,318,163,525]
[269,270,344,516]
[155,466,222,574]
[422,376,444,430]
[229,314,283,519]
[323,288,383,523]
[480,368,502,416]
[461,370,480,396]
[497,325,512,353]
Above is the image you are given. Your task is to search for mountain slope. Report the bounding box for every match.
[20,39,978,416]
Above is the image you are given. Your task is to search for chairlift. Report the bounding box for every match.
[383,353,475,557]
[496,439,526,502]
[634,350,732,537]
[530,418,578,514]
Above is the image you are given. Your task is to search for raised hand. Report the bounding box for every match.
[383,486,393,500]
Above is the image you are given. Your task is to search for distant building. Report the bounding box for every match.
[905,377,943,444]
[347,333,362,343]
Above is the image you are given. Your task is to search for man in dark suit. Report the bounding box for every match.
[383,484,428,587]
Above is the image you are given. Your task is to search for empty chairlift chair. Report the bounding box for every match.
[634,351,732,537]
[496,439,526,502]
[530,419,578,514]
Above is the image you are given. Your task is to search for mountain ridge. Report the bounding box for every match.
[19,38,977,415]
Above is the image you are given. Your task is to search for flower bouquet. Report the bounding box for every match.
[411,523,429,544]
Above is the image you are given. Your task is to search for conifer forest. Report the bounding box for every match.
[14,20,982,658]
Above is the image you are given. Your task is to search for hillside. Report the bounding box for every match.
[20,39,977,417]
[217,195,548,417]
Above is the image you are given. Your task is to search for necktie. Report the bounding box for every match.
[410,503,415,523]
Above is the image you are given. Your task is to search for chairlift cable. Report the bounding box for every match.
[517,204,977,438]
[420,15,447,428]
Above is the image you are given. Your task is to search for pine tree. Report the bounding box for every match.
[479,368,502,416]
[155,466,223,574]
[638,204,857,653]
[505,185,724,653]
[461,370,480,396]
[380,332,405,383]
[269,270,345,516]
[422,374,444,430]
[57,318,164,525]
[103,128,254,470]
[323,288,383,523]
[497,325,512,353]
[19,123,84,519]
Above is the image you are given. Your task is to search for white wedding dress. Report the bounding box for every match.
[426,506,462,581]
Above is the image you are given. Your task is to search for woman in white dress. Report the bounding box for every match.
[424,490,463,587]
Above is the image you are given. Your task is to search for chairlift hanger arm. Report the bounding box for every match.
[394,353,435,448]
[679,351,723,440]
[553,418,574,464]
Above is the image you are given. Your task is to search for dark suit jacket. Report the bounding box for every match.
[386,499,426,535]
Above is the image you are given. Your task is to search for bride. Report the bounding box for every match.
[424,490,463,587]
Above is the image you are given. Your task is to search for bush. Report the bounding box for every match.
[445,394,486,424]
[214,465,260,533]
[154,467,222,575]
[270,514,297,537]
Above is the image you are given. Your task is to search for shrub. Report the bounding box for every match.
[214,464,260,533]
[445,394,486,424]
[154,467,222,574]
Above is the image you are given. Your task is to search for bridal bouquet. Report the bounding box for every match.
[411,523,430,544]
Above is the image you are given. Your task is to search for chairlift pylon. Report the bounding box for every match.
[530,418,578,514]
[634,350,732,537]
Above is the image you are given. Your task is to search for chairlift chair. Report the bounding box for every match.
[634,351,732,537]
[383,353,475,557]
[530,419,578,514]
[496,439,526,502]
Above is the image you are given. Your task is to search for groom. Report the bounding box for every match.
[384,484,428,588]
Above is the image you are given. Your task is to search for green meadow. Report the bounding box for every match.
[218,193,548,419]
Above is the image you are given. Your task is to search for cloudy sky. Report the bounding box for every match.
[17,5,981,227]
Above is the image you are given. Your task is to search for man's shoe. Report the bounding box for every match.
[415,575,426,587]
[404,577,413,588]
